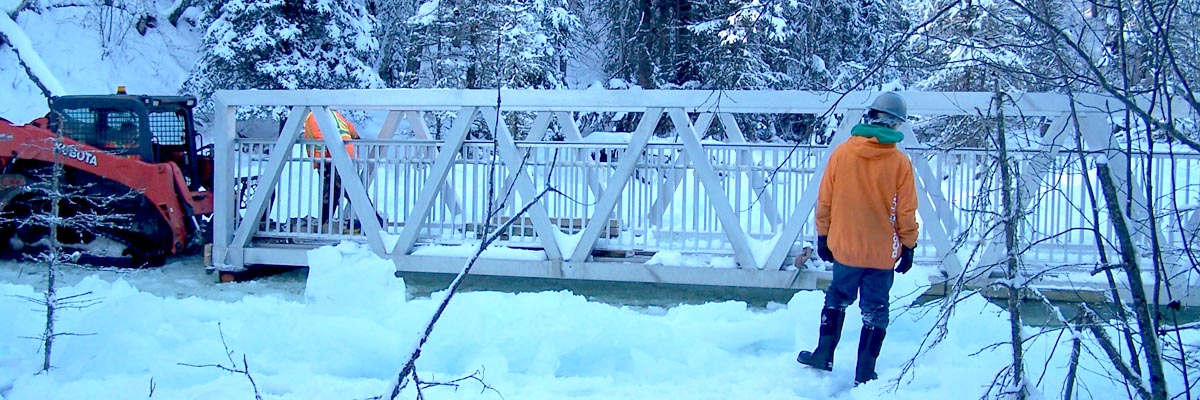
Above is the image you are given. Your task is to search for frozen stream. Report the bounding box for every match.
[3,255,1196,325]
[0,255,799,310]
[0,256,309,304]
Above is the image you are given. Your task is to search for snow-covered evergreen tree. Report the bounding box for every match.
[183,0,385,121]
[906,0,1046,93]
[687,1,792,91]
[371,0,424,88]
[405,0,579,90]
[401,0,580,139]
[903,0,1054,147]
[604,0,704,90]
[684,0,909,141]
[686,0,908,92]
[508,0,580,89]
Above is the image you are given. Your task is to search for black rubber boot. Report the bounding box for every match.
[797,307,845,371]
[854,325,887,384]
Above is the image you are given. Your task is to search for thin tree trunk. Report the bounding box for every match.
[634,0,653,89]
[994,81,1027,399]
[1064,334,1081,400]
[1081,305,1153,400]
[42,134,66,371]
[1095,160,1169,400]
[376,25,396,86]
[1067,96,1143,383]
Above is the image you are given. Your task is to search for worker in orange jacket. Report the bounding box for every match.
[304,111,360,230]
[796,92,919,385]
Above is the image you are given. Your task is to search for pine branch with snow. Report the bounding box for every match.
[182,0,385,122]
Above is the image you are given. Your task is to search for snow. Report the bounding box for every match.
[579,131,632,143]
[1,246,1194,399]
[646,251,737,269]
[2,3,1199,399]
[409,1,440,25]
[411,243,548,261]
[0,15,66,97]
[1,1,201,123]
[1,0,20,14]
[553,230,584,258]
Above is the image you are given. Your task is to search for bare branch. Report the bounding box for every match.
[177,323,264,400]
[384,187,555,399]
[0,24,54,98]
[417,369,503,398]
[1159,322,1200,334]
[1004,0,1200,153]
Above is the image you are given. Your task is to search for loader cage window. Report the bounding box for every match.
[148,111,186,146]
[56,107,142,157]
[55,107,99,145]
[99,110,141,158]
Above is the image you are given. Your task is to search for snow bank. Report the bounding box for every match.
[305,241,407,317]
[0,15,66,96]
[0,5,200,123]
[0,246,1195,399]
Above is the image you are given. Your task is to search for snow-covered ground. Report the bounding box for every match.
[2,3,1198,399]
[1,244,1191,400]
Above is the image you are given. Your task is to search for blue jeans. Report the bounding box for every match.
[824,261,894,329]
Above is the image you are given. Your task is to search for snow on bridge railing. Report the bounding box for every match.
[208,89,1198,292]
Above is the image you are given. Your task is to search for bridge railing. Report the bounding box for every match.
[209,89,1199,296]
[223,138,1200,270]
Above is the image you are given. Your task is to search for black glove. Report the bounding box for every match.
[895,245,915,274]
[816,236,834,262]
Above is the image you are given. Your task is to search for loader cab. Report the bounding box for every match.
[46,92,212,191]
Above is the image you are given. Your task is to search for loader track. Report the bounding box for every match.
[0,182,173,268]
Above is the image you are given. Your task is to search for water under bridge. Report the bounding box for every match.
[206,89,1200,306]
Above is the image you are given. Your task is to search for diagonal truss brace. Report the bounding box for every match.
[762,109,864,271]
[570,108,664,262]
[553,111,605,199]
[668,108,758,269]
[478,107,563,261]
[392,107,478,257]
[311,107,386,254]
[717,112,782,226]
[976,113,1074,271]
[901,124,962,278]
[228,106,309,251]
[376,110,464,217]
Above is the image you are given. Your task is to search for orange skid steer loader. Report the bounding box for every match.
[0,88,214,266]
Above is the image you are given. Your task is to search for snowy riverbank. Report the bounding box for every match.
[1,242,1193,399]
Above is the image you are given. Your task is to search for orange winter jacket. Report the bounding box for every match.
[816,132,919,270]
[304,111,359,159]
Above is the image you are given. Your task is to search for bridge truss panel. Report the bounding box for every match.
[207,89,1199,303]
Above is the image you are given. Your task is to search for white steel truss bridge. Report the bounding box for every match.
[208,89,1200,305]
